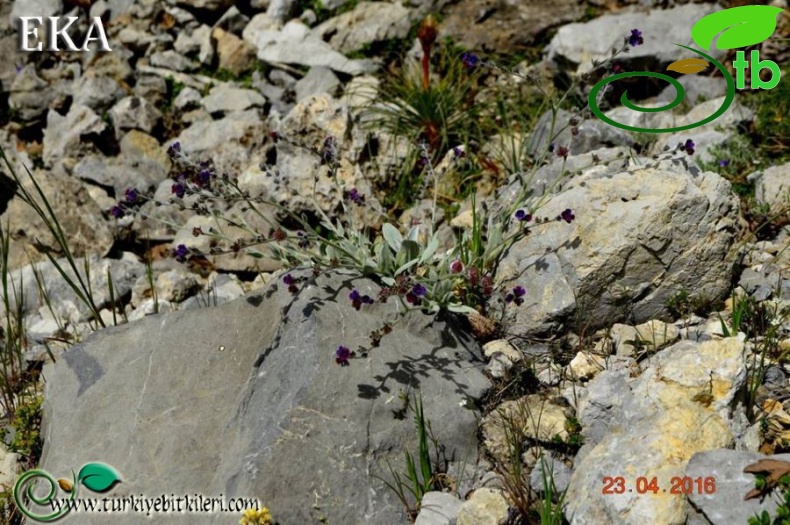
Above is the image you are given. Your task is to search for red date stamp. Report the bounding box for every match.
[602,476,716,495]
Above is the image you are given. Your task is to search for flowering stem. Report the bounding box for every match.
[422,52,430,92]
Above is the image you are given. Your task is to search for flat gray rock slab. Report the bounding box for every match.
[38,271,489,524]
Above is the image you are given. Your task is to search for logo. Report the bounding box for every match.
[17,16,112,52]
[589,5,784,133]
[13,462,122,522]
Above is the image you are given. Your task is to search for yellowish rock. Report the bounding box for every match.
[450,209,475,229]
[119,129,171,172]
[213,27,257,76]
[564,338,746,524]
[483,339,522,363]
[632,319,679,349]
[482,394,572,463]
[457,488,509,525]
[567,351,605,380]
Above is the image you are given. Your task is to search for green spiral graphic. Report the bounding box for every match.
[588,44,736,133]
[13,469,76,522]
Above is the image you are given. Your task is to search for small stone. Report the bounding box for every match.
[482,394,572,463]
[128,298,175,321]
[294,66,339,102]
[482,339,522,379]
[450,210,475,230]
[213,27,257,76]
[530,455,572,495]
[567,351,605,380]
[71,73,125,113]
[119,130,171,173]
[109,96,163,135]
[149,50,197,73]
[414,492,463,525]
[201,86,266,114]
[457,488,509,525]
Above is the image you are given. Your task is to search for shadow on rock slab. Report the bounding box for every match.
[39,270,490,524]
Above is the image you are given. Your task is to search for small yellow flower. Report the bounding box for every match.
[239,507,273,525]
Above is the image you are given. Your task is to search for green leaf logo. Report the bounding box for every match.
[692,5,784,51]
[77,463,122,492]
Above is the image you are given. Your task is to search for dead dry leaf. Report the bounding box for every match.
[743,459,790,500]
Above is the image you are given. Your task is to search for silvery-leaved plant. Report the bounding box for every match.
[98,106,580,366]
[104,135,577,359]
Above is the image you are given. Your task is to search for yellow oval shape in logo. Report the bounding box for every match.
[667,58,710,74]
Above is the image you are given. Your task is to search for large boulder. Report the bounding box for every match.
[315,2,414,55]
[547,4,724,74]
[174,108,265,175]
[38,270,490,524]
[0,255,144,328]
[0,167,115,272]
[243,18,378,76]
[565,338,750,524]
[495,160,740,337]
[441,0,584,54]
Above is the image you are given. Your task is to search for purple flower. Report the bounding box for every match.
[412,283,427,297]
[559,209,575,224]
[557,146,569,159]
[167,141,181,158]
[628,29,644,47]
[172,175,187,198]
[719,159,730,168]
[506,285,526,305]
[481,275,493,296]
[452,146,466,159]
[514,209,532,222]
[348,289,374,309]
[171,182,185,198]
[272,229,287,242]
[283,273,299,294]
[347,188,365,205]
[349,289,361,308]
[173,244,189,263]
[461,52,480,69]
[124,188,139,204]
[323,136,337,164]
[198,169,211,185]
[450,260,464,273]
[297,230,310,248]
[468,267,479,287]
[681,139,695,156]
[110,205,124,219]
[335,345,352,366]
